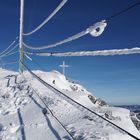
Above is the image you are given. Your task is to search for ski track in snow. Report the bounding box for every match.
[0,69,140,140]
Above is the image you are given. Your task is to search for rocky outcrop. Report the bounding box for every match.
[88,94,108,106]
[131,112,140,131]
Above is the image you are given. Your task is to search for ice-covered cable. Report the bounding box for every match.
[0,44,19,57]
[106,1,140,21]
[0,40,15,56]
[23,0,68,36]
[34,47,140,57]
[23,20,107,50]
[0,51,19,58]
[25,53,32,61]
[0,37,18,56]
[4,61,18,65]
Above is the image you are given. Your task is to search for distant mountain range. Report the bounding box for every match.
[117,105,140,113]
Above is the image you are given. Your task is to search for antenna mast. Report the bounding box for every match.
[19,0,24,73]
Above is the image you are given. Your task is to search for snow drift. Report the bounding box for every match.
[0,68,140,140]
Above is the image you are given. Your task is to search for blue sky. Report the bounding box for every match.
[0,0,140,105]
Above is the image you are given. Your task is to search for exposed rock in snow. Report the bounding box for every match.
[131,112,140,131]
[88,95,108,107]
[0,68,140,140]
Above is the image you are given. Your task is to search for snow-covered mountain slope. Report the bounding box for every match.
[0,68,140,140]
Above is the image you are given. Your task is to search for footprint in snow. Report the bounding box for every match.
[2,110,10,116]
[0,123,4,139]
[2,107,17,116]
[9,123,20,134]
[0,123,3,132]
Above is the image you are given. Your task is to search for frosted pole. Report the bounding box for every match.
[63,61,65,74]
[0,58,4,69]
[19,0,24,73]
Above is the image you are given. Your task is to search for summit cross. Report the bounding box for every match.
[59,61,69,75]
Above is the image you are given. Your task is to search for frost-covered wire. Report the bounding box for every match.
[4,61,18,65]
[0,36,18,56]
[0,43,19,57]
[23,20,107,50]
[25,53,32,61]
[23,0,68,36]
[24,51,45,70]
[32,47,140,57]
[106,1,140,21]
[0,51,19,58]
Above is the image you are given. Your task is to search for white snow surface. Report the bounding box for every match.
[0,68,140,140]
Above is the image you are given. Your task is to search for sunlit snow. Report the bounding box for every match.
[0,68,140,140]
